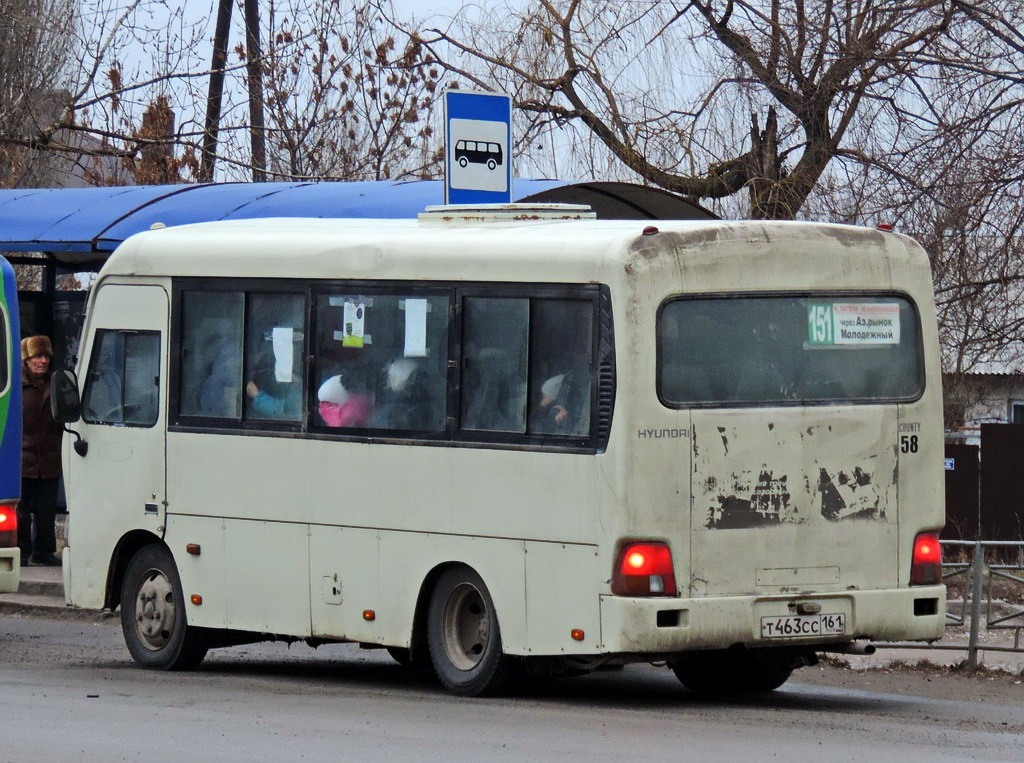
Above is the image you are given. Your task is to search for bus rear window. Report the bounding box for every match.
[658,295,924,406]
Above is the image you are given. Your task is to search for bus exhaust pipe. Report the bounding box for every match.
[822,642,876,656]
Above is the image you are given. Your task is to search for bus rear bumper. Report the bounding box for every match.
[598,585,946,655]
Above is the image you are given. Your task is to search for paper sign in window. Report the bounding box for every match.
[342,300,365,348]
[404,298,428,357]
[272,327,293,382]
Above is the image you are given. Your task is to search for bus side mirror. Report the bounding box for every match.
[51,370,88,457]
[51,369,82,424]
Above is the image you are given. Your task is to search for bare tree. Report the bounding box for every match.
[0,0,441,188]
[793,1,1024,414]
[246,0,442,181]
[400,1,1024,221]
[0,0,214,188]
[0,0,80,186]
[394,1,1024,421]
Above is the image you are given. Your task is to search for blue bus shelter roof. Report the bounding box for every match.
[0,179,713,265]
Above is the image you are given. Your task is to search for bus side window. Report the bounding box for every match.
[82,330,160,427]
[180,291,244,419]
[461,297,528,433]
[123,333,160,424]
[312,295,374,429]
[528,299,594,437]
[83,331,124,424]
[314,292,449,433]
[243,293,305,422]
[368,296,448,432]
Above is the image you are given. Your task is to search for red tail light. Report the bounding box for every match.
[0,504,16,548]
[911,532,942,585]
[611,541,677,596]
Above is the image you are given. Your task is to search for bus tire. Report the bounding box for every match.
[120,544,208,670]
[427,566,511,696]
[672,651,793,695]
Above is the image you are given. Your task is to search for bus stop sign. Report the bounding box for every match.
[443,90,513,205]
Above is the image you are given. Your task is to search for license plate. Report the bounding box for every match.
[760,613,846,639]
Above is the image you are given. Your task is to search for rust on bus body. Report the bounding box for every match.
[695,417,896,531]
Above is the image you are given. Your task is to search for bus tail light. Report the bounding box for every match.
[0,504,16,548]
[612,542,677,596]
[911,532,942,585]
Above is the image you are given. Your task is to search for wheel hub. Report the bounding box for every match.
[134,569,176,651]
[442,583,490,671]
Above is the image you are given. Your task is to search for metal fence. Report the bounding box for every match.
[876,539,1024,668]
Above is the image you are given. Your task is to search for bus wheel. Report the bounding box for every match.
[120,544,208,670]
[672,651,793,695]
[427,566,511,696]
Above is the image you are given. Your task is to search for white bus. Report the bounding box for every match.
[55,207,946,696]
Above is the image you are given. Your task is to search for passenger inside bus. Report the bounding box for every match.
[243,295,305,421]
[527,300,593,437]
[245,349,302,420]
[535,369,589,435]
[369,357,442,430]
[532,352,591,436]
[199,339,242,417]
[317,373,372,427]
[462,347,526,432]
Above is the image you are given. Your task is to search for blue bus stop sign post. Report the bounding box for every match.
[444,90,513,205]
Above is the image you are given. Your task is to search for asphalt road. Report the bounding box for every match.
[1,615,1022,762]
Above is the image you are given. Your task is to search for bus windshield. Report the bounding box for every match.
[658,294,924,406]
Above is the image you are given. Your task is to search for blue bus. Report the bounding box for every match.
[0,254,21,590]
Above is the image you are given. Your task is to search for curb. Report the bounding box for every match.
[0,596,113,622]
[17,579,64,597]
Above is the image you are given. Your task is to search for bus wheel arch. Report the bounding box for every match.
[119,542,208,670]
[105,530,164,611]
[403,564,455,676]
[425,563,512,696]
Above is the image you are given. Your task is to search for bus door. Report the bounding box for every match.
[69,285,168,556]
